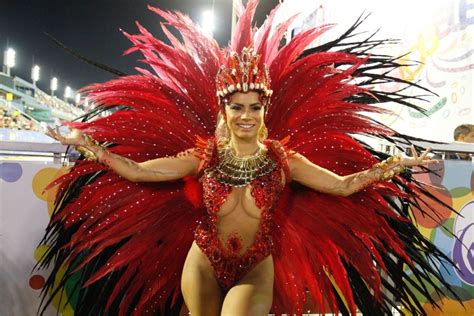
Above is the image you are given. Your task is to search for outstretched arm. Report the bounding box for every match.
[46,127,200,182]
[289,147,436,197]
[97,148,200,182]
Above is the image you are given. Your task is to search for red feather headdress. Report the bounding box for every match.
[216,47,272,104]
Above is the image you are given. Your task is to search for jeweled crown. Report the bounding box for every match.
[216,47,272,103]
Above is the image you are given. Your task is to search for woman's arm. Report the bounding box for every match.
[46,127,200,183]
[95,147,200,182]
[289,148,434,197]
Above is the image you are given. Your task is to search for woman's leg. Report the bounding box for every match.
[181,242,224,316]
[220,255,274,316]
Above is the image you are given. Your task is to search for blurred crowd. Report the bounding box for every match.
[0,86,86,132]
[0,106,40,131]
[35,89,84,115]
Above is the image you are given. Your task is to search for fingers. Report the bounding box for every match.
[45,127,53,137]
[404,145,438,167]
[410,145,433,160]
[410,145,419,159]
[46,126,58,140]
[46,126,67,143]
[419,147,431,160]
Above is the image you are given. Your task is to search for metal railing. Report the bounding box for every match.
[0,141,70,164]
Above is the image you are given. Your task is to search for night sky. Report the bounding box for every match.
[0,0,279,95]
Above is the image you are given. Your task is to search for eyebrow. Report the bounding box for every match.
[228,102,262,106]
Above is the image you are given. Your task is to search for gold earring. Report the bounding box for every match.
[215,112,231,144]
[258,123,268,141]
[224,123,231,139]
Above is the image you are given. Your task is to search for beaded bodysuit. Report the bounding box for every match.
[195,139,289,290]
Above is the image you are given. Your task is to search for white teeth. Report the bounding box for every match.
[238,124,254,128]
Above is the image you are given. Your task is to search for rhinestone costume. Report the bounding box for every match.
[195,139,287,290]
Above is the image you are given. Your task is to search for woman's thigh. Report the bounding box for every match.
[220,255,274,316]
[181,242,223,316]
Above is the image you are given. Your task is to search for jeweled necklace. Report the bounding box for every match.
[212,144,276,187]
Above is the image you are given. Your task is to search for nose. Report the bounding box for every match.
[241,109,251,119]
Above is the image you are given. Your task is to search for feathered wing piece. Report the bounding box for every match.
[38,1,459,315]
[37,6,220,316]
[252,7,461,316]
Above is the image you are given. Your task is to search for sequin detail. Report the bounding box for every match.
[195,140,284,290]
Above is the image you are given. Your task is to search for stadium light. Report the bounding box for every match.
[3,48,16,76]
[201,10,215,36]
[4,48,16,67]
[31,65,40,85]
[51,77,58,96]
[64,86,72,99]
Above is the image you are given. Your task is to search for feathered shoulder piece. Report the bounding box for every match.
[194,136,217,175]
[265,137,292,179]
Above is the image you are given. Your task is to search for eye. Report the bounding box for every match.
[251,105,262,111]
[229,104,242,111]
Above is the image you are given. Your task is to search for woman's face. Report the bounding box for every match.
[224,91,264,141]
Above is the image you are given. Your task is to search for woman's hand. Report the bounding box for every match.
[400,145,438,167]
[46,127,86,146]
[47,126,104,161]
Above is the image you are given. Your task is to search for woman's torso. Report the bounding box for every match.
[197,140,286,256]
[214,185,263,254]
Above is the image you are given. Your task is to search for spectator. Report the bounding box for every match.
[0,109,5,128]
[454,124,474,143]
[4,116,13,129]
[11,110,20,129]
[451,124,474,160]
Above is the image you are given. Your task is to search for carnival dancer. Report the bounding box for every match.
[39,1,459,315]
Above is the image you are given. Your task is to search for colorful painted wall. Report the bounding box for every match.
[0,161,68,316]
[409,160,474,314]
[283,0,473,142]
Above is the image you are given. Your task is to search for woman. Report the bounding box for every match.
[40,1,457,315]
[47,88,434,316]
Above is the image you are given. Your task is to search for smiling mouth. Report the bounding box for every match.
[236,123,255,129]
